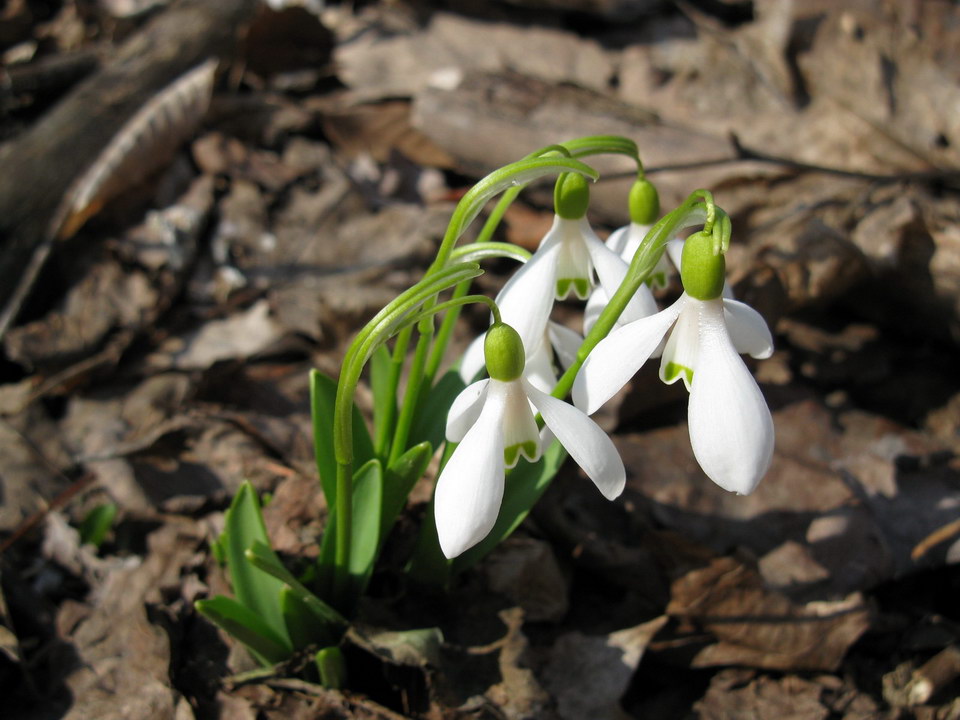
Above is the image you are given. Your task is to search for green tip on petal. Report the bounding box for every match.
[484,323,525,381]
[681,231,725,300]
[628,178,659,225]
[554,172,590,220]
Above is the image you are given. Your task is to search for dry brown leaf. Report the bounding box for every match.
[54,59,217,240]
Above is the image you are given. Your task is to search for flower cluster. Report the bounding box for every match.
[436,173,776,558]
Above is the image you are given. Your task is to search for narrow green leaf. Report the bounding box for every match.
[370,344,394,455]
[78,502,117,547]
[409,369,466,450]
[245,540,347,630]
[380,441,432,544]
[348,458,383,596]
[310,369,375,507]
[221,482,289,645]
[195,595,292,666]
[452,442,568,575]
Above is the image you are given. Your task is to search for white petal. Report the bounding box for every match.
[458,332,487,383]
[555,217,594,299]
[659,297,701,390]
[618,222,650,263]
[583,228,658,324]
[572,296,686,414]
[723,299,774,359]
[434,391,505,558]
[547,321,582,370]
[583,287,608,336]
[688,301,774,495]
[665,237,684,271]
[524,379,625,500]
[605,224,630,256]
[497,228,560,356]
[446,379,489,443]
[524,339,558,394]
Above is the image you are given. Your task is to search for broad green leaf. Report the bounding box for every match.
[78,502,117,547]
[348,458,383,597]
[452,441,567,575]
[195,595,291,666]
[315,646,346,689]
[221,482,289,645]
[280,585,336,650]
[310,369,375,508]
[380,441,432,544]
[408,369,466,450]
[245,540,347,630]
[370,344,395,453]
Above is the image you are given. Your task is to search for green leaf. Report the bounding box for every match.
[452,441,567,575]
[315,646,346,689]
[370,344,395,455]
[409,369,466,450]
[195,595,292,666]
[280,585,336,650]
[245,540,347,630]
[310,369,375,508]
[78,502,117,548]
[380,441,432,544]
[221,482,289,646]
[347,458,383,596]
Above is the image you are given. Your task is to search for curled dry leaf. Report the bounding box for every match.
[53,58,218,241]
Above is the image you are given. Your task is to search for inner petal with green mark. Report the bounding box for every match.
[504,440,540,468]
[556,277,591,299]
[662,361,693,387]
[659,298,702,391]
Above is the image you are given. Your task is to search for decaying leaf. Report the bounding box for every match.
[53,58,217,240]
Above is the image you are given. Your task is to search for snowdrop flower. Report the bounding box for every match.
[437,323,625,558]
[573,230,775,495]
[496,173,657,362]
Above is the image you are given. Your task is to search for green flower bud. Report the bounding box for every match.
[484,323,525,381]
[554,172,590,220]
[628,178,659,225]
[681,231,725,300]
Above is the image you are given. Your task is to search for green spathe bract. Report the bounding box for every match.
[681,230,726,300]
[484,322,525,381]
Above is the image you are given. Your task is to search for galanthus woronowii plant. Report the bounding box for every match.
[196,135,776,687]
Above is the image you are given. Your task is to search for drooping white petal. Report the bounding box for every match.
[496,228,561,356]
[524,379,625,500]
[572,295,686,414]
[547,321,582,370]
[583,228,658,324]
[434,391,506,558]
[687,300,774,495]
[605,224,630,256]
[583,286,608,336]
[522,339,558,394]
[497,379,541,467]
[458,332,487,384]
[446,379,490,443]
[659,296,701,390]
[723,299,774,359]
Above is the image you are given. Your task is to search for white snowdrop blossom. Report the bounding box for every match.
[573,233,775,495]
[436,324,625,558]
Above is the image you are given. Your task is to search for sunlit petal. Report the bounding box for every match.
[524,379,625,500]
[605,224,630,256]
[435,393,506,558]
[723,299,774,359]
[458,332,487,384]
[659,296,701,390]
[523,339,557,394]
[583,287,608,336]
[446,379,490,442]
[573,296,685,414]
[688,301,774,495]
[497,228,560,356]
[584,229,658,324]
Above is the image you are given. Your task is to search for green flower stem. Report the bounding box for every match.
[550,190,724,401]
[388,326,432,467]
[373,326,412,459]
[331,263,481,605]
